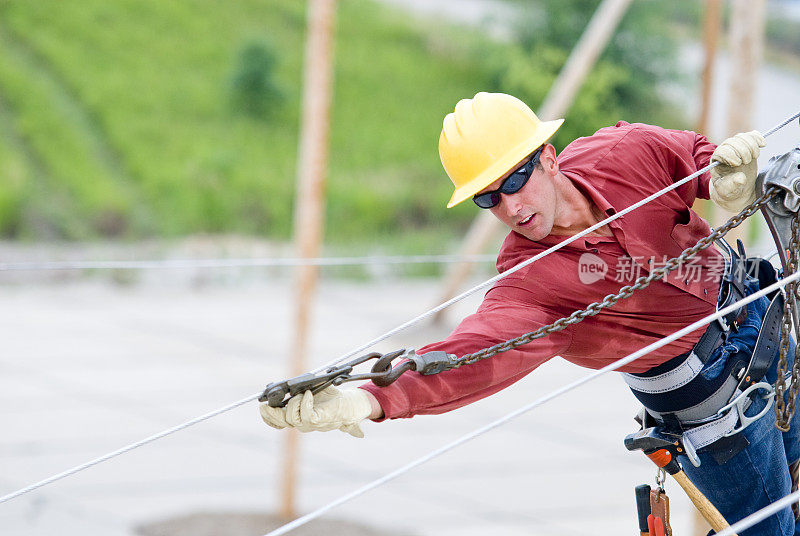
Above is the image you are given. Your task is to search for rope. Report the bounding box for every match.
[260,270,800,536]
[1,110,797,507]
[0,254,497,272]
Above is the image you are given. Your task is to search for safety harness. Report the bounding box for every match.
[623,239,784,465]
[624,147,800,468]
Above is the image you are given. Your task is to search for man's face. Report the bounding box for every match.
[476,148,558,241]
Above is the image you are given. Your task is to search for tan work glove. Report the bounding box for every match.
[259,386,373,438]
[709,130,766,212]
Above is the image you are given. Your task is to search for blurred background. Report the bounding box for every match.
[1,1,800,535]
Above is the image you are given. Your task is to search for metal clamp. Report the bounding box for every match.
[257,348,462,406]
[406,350,459,375]
[716,381,776,437]
[681,433,701,468]
[259,349,416,406]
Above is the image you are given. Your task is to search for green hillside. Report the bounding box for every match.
[0,0,685,246]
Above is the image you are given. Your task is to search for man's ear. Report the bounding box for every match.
[541,143,558,174]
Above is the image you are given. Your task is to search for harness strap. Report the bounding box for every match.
[622,352,704,394]
[737,292,785,391]
[622,320,727,394]
[683,405,741,451]
[664,374,742,424]
[625,364,743,423]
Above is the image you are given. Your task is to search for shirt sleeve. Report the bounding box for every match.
[673,128,716,200]
[636,124,717,203]
[360,278,573,420]
[695,135,716,199]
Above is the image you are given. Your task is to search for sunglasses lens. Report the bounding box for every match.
[473,191,500,209]
[471,148,540,209]
[500,169,529,194]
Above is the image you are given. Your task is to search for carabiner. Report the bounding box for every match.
[717,381,775,437]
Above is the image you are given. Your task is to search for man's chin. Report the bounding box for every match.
[515,226,550,242]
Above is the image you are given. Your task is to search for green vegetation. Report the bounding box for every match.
[229,39,284,120]
[766,10,800,65]
[0,0,688,247]
[501,0,697,148]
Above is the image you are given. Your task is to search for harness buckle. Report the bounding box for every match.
[681,433,702,467]
[716,381,775,437]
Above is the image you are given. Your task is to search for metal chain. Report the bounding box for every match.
[454,189,778,368]
[775,213,800,431]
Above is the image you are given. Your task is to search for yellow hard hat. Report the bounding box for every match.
[439,92,564,208]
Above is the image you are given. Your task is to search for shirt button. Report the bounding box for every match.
[684,280,689,285]
[704,288,708,295]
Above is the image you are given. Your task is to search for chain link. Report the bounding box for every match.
[455,189,778,368]
[775,213,800,431]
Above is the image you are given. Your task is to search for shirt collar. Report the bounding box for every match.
[561,169,616,216]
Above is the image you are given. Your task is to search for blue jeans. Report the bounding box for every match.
[678,285,800,536]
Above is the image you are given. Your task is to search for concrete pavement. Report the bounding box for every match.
[0,275,700,535]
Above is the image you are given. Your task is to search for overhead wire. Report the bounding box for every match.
[258,270,800,536]
[0,254,497,272]
[716,490,800,536]
[0,393,260,505]
[0,110,798,508]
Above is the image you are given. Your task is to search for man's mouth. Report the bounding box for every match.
[518,214,535,227]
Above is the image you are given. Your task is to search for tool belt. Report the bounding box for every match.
[622,240,784,466]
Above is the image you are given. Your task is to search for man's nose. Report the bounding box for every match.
[500,193,523,216]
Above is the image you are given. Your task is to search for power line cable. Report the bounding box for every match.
[715,490,800,536]
[0,254,497,272]
[0,393,260,505]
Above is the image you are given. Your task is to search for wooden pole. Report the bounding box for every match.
[692,0,722,224]
[714,0,766,245]
[694,6,760,534]
[726,0,765,135]
[433,0,634,323]
[697,0,722,136]
[280,0,337,521]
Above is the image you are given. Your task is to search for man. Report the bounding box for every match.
[261,93,798,535]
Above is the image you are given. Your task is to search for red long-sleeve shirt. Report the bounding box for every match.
[362,122,723,420]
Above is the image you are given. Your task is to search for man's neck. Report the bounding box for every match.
[550,173,613,237]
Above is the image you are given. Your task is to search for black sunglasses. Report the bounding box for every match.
[472,147,543,209]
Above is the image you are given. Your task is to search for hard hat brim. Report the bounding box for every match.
[446,118,564,208]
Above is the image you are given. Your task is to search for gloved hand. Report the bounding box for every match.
[259,386,373,438]
[709,130,766,212]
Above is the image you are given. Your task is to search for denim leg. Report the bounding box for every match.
[679,333,800,536]
[679,393,795,536]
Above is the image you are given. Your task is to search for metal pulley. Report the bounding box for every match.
[757,147,800,430]
[758,147,800,278]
